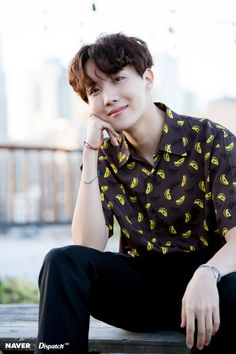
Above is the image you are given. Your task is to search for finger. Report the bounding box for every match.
[212,308,220,335]
[205,311,213,346]
[186,313,195,349]
[181,302,186,328]
[106,130,119,146]
[196,313,205,350]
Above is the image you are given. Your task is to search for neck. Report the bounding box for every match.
[124,103,164,162]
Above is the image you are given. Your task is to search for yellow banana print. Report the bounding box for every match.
[138,212,144,222]
[225,142,234,151]
[130,177,138,188]
[217,193,226,202]
[204,152,210,160]
[147,241,153,251]
[165,144,172,153]
[163,123,168,133]
[130,196,137,203]
[211,156,219,165]
[181,175,187,187]
[157,170,165,179]
[146,183,153,194]
[185,212,191,223]
[199,236,208,246]
[176,195,185,205]
[161,247,168,254]
[189,160,199,171]
[101,140,109,148]
[117,151,126,163]
[203,219,209,231]
[192,125,200,133]
[164,188,172,200]
[107,201,113,209]
[223,209,231,218]
[116,194,125,205]
[121,228,130,238]
[205,192,212,200]
[194,199,204,208]
[110,163,118,173]
[127,161,136,169]
[150,220,156,230]
[169,225,177,234]
[199,181,206,192]
[164,152,170,162]
[174,157,185,167]
[119,184,126,194]
[104,167,111,178]
[101,186,109,192]
[195,142,202,154]
[220,174,229,185]
[167,108,173,118]
[158,207,168,217]
[182,230,191,238]
[206,134,214,143]
[182,137,188,146]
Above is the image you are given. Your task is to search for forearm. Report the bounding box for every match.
[72,149,108,251]
[205,226,236,276]
[193,227,236,280]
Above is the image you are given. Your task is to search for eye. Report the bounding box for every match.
[113,76,125,82]
[88,87,99,96]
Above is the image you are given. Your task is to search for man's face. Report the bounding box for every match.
[85,60,153,133]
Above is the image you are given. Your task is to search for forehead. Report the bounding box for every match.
[85,60,108,83]
[84,60,138,85]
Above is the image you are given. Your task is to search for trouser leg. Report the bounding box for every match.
[191,272,236,354]
[34,245,212,354]
[35,245,174,354]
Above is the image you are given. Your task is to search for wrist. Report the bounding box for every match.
[84,141,100,151]
[198,264,222,283]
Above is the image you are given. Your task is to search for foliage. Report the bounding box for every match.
[0,277,39,304]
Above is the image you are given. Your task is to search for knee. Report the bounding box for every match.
[219,272,236,310]
[42,244,100,272]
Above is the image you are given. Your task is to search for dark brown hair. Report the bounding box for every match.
[68,33,154,102]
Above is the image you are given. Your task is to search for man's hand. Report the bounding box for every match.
[181,268,220,350]
[86,113,120,148]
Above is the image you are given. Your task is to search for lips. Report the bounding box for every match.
[108,105,128,117]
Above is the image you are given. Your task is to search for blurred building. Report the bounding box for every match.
[0,39,8,140]
[27,58,89,148]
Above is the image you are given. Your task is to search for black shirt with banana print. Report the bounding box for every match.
[97,102,236,256]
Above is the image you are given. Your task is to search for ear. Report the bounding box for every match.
[143,68,154,89]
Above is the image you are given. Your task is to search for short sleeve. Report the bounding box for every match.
[210,130,236,236]
[99,181,114,238]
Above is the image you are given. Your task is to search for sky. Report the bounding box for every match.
[0,0,236,138]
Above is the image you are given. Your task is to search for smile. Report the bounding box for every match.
[108,105,128,117]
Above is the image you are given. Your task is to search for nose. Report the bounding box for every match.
[102,85,119,105]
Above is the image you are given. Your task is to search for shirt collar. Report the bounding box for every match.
[156,102,187,157]
[101,102,187,169]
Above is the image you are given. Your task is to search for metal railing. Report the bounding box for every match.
[0,144,82,226]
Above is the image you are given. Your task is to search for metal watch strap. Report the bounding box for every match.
[199,264,222,282]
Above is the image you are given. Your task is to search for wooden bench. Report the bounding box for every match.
[0,304,190,353]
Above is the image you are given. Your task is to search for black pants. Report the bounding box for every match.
[34,245,236,354]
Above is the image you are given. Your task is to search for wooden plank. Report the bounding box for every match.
[0,305,189,353]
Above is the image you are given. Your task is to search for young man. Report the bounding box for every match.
[35,33,236,353]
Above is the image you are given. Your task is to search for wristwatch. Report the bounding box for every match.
[199,264,222,282]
